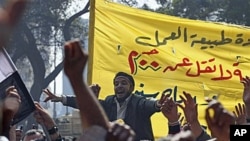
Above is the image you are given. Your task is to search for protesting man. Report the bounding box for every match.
[44,71,167,141]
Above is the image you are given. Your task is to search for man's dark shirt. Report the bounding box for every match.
[65,94,160,141]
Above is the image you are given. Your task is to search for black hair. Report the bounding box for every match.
[23,129,46,141]
[113,72,135,87]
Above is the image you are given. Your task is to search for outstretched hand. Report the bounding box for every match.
[205,99,235,141]
[106,121,135,141]
[241,76,250,119]
[242,76,250,106]
[2,86,21,136]
[63,39,109,129]
[43,88,62,102]
[178,91,198,124]
[233,103,247,125]
[161,96,179,123]
[33,102,56,129]
[89,84,101,97]
[156,91,171,108]
[4,86,21,115]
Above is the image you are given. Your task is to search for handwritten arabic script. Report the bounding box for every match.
[135,85,218,105]
[135,26,250,50]
[128,49,243,81]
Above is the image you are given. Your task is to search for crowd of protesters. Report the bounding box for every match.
[1,0,250,141]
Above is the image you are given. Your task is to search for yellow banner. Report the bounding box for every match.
[88,0,250,138]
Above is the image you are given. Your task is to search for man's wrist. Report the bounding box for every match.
[168,118,179,124]
[48,126,63,141]
[61,95,67,104]
[48,126,58,135]
[168,120,180,126]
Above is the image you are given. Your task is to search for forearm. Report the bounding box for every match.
[62,95,79,109]
[68,76,109,129]
[189,121,203,139]
[167,115,180,135]
[1,110,13,138]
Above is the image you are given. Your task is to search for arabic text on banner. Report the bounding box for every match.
[88,0,250,138]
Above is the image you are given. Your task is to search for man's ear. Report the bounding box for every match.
[130,86,135,93]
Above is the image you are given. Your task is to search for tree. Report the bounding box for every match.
[154,0,226,21]
[117,0,138,7]
[219,0,250,26]
[154,0,250,26]
[112,0,250,25]
[3,0,89,131]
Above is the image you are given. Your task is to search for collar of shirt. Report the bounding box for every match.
[114,94,132,107]
[115,95,132,119]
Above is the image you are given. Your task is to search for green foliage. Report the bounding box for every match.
[155,0,225,20]
[153,0,250,26]
[219,0,250,26]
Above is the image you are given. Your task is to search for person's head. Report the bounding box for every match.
[15,126,23,141]
[22,129,45,141]
[113,72,135,102]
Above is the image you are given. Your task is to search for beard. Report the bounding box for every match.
[116,92,131,103]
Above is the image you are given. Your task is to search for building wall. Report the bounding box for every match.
[57,110,82,139]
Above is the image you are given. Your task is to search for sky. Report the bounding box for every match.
[136,0,160,9]
[81,0,161,19]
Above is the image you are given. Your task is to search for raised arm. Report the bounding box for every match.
[1,86,21,138]
[43,84,101,109]
[178,91,211,141]
[43,89,63,102]
[63,39,109,129]
[205,99,235,141]
[241,76,250,121]
[161,96,181,135]
[33,102,62,141]
[233,103,247,125]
